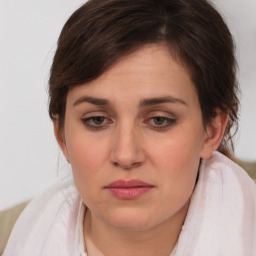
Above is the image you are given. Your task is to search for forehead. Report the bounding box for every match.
[67,44,198,107]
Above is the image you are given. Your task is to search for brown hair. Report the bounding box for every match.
[49,0,239,152]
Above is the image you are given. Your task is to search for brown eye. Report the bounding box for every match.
[81,115,112,130]
[152,117,166,125]
[91,116,105,125]
[146,116,177,130]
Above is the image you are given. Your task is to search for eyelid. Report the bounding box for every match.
[81,113,113,130]
[147,116,176,124]
[144,114,177,130]
[80,111,177,131]
[145,111,176,120]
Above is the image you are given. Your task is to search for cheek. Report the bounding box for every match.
[67,135,108,170]
[153,143,199,191]
[147,131,202,196]
[66,135,110,197]
[149,131,202,171]
[66,138,110,210]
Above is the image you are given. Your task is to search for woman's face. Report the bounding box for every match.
[58,45,214,231]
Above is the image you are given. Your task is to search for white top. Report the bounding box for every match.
[3,152,256,256]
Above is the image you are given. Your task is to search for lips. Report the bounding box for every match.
[105,179,154,199]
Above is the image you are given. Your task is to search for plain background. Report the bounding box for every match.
[0,0,255,210]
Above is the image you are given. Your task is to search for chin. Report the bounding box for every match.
[105,208,159,231]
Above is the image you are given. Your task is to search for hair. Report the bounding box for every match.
[49,0,239,153]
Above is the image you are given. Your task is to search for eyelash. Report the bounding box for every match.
[81,115,177,131]
[81,115,111,130]
[145,116,177,130]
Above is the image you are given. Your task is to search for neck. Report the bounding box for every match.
[83,201,190,256]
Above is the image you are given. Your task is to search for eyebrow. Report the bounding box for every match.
[73,96,187,107]
[73,96,109,106]
[139,96,187,107]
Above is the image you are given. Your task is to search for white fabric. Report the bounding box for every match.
[3,179,83,256]
[175,152,256,256]
[3,152,256,256]
[78,202,87,256]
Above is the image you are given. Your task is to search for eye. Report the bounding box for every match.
[81,115,112,130]
[146,116,176,130]
[152,117,167,125]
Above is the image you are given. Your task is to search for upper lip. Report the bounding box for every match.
[106,179,154,188]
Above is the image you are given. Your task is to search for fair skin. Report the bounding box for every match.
[55,44,228,256]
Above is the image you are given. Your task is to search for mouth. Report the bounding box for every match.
[105,179,154,200]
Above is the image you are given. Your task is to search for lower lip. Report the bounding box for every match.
[107,187,153,199]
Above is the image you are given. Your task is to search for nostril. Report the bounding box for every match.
[131,162,141,168]
[113,162,119,167]
[112,160,141,169]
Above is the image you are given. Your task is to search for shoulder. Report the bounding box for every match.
[3,179,81,256]
[176,152,256,255]
[15,179,80,231]
[203,151,256,191]
[0,201,29,255]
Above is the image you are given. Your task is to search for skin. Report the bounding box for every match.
[55,44,228,256]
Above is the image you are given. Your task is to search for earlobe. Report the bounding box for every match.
[53,119,70,162]
[200,109,228,159]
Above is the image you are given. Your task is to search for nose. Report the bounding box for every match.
[110,123,146,170]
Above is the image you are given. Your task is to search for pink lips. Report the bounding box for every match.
[105,179,154,199]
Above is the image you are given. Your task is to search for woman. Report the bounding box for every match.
[4,0,256,255]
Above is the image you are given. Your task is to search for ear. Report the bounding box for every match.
[53,118,70,162]
[200,109,228,159]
